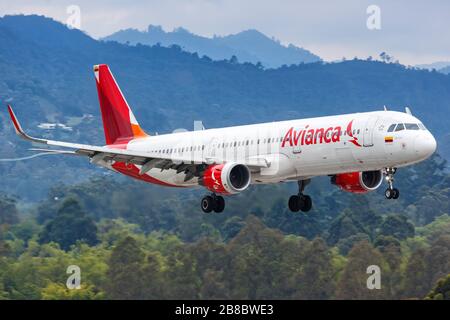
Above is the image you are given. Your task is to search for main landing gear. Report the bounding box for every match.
[201,193,225,213]
[384,167,400,200]
[288,179,312,212]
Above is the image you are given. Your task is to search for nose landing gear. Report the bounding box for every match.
[201,193,225,213]
[288,179,312,212]
[384,167,399,199]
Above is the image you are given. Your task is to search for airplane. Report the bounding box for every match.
[7,64,437,213]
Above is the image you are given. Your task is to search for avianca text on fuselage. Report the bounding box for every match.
[6,64,437,214]
[281,120,361,148]
[281,124,342,147]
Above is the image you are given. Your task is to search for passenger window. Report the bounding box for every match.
[387,124,396,132]
[395,123,405,131]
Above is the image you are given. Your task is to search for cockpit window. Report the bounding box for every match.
[405,123,420,130]
[387,124,396,132]
[395,123,405,131]
[389,122,424,132]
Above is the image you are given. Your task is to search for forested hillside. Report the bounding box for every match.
[0,153,449,299]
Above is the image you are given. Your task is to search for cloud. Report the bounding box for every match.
[1,0,450,64]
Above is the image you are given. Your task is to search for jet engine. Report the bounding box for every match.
[200,162,251,194]
[331,170,383,193]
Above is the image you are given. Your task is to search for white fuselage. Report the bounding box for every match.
[106,110,436,187]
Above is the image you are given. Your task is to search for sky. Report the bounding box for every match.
[1,0,449,65]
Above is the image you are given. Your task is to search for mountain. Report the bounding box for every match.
[416,61,450,74]
[101,25,321,68]
[439,65,450,74]
[416,61,450,70]
[1,15,450,200]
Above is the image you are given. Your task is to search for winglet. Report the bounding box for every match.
[7,105,47,143]
[7,105,24,135]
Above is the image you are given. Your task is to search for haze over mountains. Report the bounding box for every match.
[102,25,321,68]
[1,15,449,200]
[416,61,450,74]
[439,65,450,74]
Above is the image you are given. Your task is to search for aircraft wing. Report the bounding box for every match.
[7,105,269,171]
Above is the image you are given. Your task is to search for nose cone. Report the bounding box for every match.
[414,133,437,159]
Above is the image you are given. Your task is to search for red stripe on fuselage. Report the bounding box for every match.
[111,162,184,188]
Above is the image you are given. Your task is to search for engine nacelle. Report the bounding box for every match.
[331,170,383,193]
[201,162,251,194]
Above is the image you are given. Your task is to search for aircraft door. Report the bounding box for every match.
[362,116,379,147]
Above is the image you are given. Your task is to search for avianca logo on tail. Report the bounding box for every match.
[281,120,362,148]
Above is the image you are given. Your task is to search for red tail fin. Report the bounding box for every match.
[94,64,148,146]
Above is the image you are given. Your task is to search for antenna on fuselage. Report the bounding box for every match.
[194,120,205,131]
[383,105,388,111]
[405,106,412,115]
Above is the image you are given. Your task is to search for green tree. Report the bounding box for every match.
[164,244,201,299]
[106,236,145,299]
[336,233,370,255]
[294,237,335,299]
[424,235,450,287]
[0,195,19,225]
[191,238,229,299]
[141,252,165,299]
[426,274,450,300]
[336,240,388,299]
[39,198,98,251]
[403,247,429,299]
[374,236,403,298]
[227,215,290,299]
[41,283,104,300]
[378,215,414,240]
[200,269,229,299]
[222,216,245,241]
[0,228,11,257]
[327,209,371,245]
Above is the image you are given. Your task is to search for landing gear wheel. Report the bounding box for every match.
[385,188,394,199]
[392,188,400,199]
[201,195,215,213]
[384,168,400,200]
[214,196,225,213]
[201,194,225,213]
[289,195,301,212]
[301,195,312,212]
[288,180,313,212]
